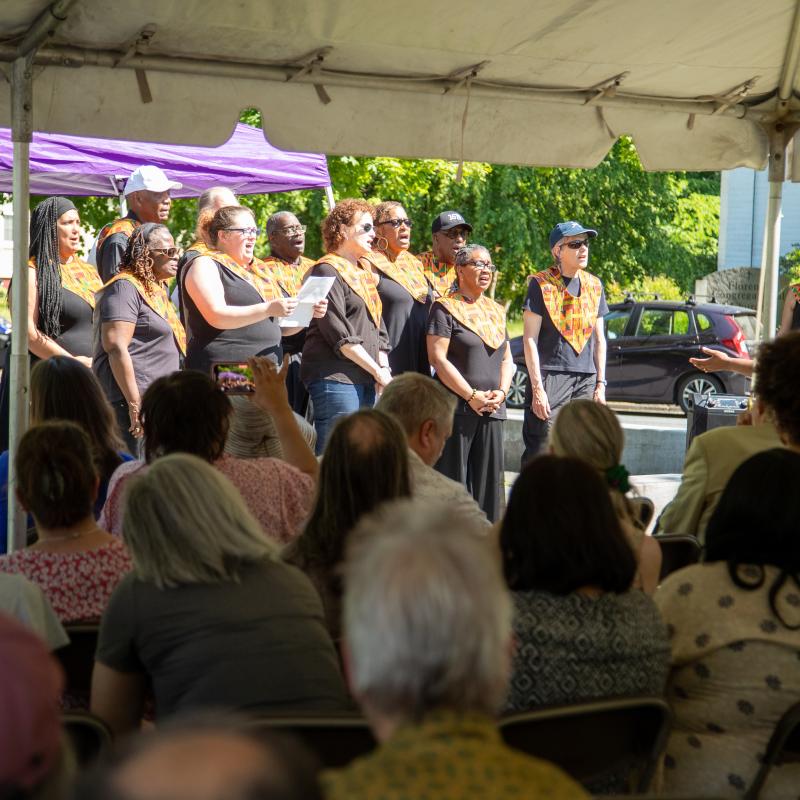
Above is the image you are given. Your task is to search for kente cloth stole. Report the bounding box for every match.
[185,240,213,259]
[258,255,314,297]
[362,250,429,304]
[30,257,103,309]
[436,290,507,350]
[417,251,457,298]
[317,253,382,326]
[792,284,800,302]
[102,272,187,354]
[96,218,139,252]
[532,267,602,355]
[206,249,282,302]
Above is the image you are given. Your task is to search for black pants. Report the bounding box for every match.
[111,399,140,458]
[521,371,596,466]
[286,354,310,418]
[435,413,504,523]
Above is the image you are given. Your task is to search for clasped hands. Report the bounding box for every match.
[468,388,504,415]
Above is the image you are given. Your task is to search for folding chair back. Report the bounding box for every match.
[62,711,113,767]
[249,714,377,769]
[55,623,99,696]
[745,700,800,799]
[653,533,702,581]
[499,696,672,793]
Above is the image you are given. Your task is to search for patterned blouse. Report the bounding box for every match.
[655,562,800,798]
[100,455,313,545]
[0,538,132,623]
[506,589,670,712]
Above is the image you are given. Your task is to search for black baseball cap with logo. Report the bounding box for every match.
[431,211,473,234]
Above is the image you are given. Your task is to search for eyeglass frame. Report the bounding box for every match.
[560,238,590,251]
[149,247,181,259]
[224,227,262,237]
[276,224,307,235]
[376,218,413,229]
[462,260,497,273]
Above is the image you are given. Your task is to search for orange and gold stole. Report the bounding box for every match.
[29,257,103,308]
[202,249,283,303]
[417,251,457,298]
[318,253,382,326]
[435,290,507,350]
[532,267,602,355]
[96,218,140,253]
[101,272,187,354]
[257,255,314,297]
[361,250,429,304]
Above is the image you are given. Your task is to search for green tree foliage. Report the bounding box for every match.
[26,109,719,312]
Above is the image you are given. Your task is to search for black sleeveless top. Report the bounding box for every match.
[52,288,94,357]
[180,254,282,373]
[791,288,800,331]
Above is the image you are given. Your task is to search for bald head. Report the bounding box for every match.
[198,187,238,214]
[78,723,323,800]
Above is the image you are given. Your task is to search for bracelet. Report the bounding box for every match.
[498,388,507,402]
[596,379,607,386]
[467,387,477,402]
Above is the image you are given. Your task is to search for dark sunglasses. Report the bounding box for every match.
[562,239,590,250]
[358,223,375,233]
[149,247,180,258]
[377,218,413,229]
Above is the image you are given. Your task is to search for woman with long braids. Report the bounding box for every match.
[93,224,185,452]
[360,201,432,376]
[0,196,102,449]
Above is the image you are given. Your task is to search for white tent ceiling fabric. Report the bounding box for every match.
[0,0,797,170]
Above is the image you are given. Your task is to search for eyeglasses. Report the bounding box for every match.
[149,247,180,258]
[225,227,262,237]
[440,228,469,241]
[278,225,306,235]
[357,223,375,233]
[465,260,497,272]
[562,239,590,250]
[377,218,413,229]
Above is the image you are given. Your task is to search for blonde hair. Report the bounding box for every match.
[122,453,277,589]
[550,400,641,528]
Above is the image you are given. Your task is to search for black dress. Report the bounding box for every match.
[181,256,282,374]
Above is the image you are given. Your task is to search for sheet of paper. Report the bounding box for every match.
[278,276,336,328]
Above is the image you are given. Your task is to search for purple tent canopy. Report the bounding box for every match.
[0,122,331,197]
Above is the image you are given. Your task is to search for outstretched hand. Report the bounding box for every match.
[689,347,731,374]
[249,355,290,415]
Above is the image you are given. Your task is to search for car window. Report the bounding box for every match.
[734,313,758,340]
[696,312,713,332]
[636,308,691,337]
[605,310,631,340]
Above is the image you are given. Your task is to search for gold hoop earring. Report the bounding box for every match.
[375,235,389,252]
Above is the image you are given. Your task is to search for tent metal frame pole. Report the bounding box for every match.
[8,56,33,552]
[761,179,783,339]
[324,185,335,211]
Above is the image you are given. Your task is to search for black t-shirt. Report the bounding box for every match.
[93,280,181,403]
[427,303,508,419]
[377,273,431,376]
[523,272,608,374]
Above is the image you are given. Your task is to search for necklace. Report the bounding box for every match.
[40,530,86,543]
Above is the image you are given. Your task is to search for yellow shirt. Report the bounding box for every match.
[323,711,587,800]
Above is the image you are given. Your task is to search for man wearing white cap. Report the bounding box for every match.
[95,165,182,282]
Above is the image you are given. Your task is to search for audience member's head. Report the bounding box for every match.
[0,612,73,799]
[550,399,637,524]
[295,409,411,569]
[15,421,97,530]
[500,455,636,594]
[753,332,800,448]
[74,713,323,800]
[123,453,276,589]
[140,371,231,463]
[195,187,238,243]
[376,373,456,466]
[705,448,800,628]
[343,500,510,736]
[30,356,124,475]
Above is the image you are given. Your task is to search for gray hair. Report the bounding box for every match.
[266,211,296,237]
[454,243,490,267]
[343,499,512,721]
[376,373,456,438]
[197,187,238,213]
[122,453,278,589]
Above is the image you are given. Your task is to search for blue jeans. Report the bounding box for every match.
[307,379,376,455]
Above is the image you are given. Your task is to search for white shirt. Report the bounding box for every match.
[0,573,68,650]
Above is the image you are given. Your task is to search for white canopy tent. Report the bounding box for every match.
[2,0,800,547]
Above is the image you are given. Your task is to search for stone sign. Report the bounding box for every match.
[694,267,787,310]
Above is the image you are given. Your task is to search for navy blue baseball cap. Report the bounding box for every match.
[549,221,597,249]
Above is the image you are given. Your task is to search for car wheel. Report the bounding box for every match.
[507,368,528,409]
[677,373,723,413]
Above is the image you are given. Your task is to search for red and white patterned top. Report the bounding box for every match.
[0,538,132,623]
[100,455,314,545]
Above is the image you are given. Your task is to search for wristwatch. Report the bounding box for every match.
[595,379,608,385]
